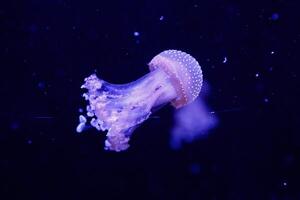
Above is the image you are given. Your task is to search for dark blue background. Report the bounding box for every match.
[1,0,299,199]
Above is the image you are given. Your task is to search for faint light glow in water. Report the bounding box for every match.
[270,13,279,21]
[170,82,218,149]
[269,67,273,72]
[133,31,140,37]
[10,121,20,130]
[264,98,269,103]
[37,81,45,90]
[188,163,201,175]
[283,181,287,187]
[159,16,164,21]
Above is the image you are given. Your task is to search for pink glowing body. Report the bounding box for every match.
[77,50,203,152]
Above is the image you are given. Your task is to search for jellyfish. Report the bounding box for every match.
[76,50,203,152]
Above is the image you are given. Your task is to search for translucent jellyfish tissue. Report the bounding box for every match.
[170,82,218,149]
[77,50,203,152]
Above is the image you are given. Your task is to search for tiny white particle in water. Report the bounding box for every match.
[255,73,259,77]
[271,51,275,55]
[264,98,269,103]
[133,32,140,36]
[283,181,287,186]
[223,56,227,63]
[159,16,164,21]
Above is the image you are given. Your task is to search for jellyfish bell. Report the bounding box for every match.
[77,50,203,152]
[149,50,203,108]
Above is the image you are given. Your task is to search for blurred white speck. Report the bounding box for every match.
[264,98,269,103]
[255,73,260,78]
[78,108,83,113]
[159,16,164,21]
[271,51,275,55]
[283,181,288,186]
[223,56,227,63]
[27,139,32,144]
[133,32,140,36]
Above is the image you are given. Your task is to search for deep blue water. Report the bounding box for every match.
[1,0,299,199]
